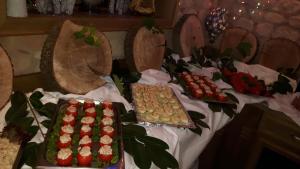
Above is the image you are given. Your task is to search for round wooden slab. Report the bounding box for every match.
[173,14,205,58]
[40,20,112,94]
[125,26,166,72]
[220,27,257,63]
[259,38,300,72]
[0,45,13,110]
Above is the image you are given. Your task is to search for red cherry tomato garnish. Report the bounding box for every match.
[57,154,72,166]
[57,140,71,149]
[80,130,92,138]
[102,101,113,109]
[99,154,112,162]
[77,153,92,166]
[66,106,78,116]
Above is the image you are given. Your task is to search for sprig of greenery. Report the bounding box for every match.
[123,124,179,169]
[188,111,209,136]
[74,26,101,47]
[143,18,164,34]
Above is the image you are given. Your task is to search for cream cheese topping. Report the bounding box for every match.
[79,135,92,145]
[79,146,91,156]
[63,114,74,122]
[103,109,114,117]
[101,117,113,126]
[67,106,77,112]
[99,145,112,155]
[57,148,72,160]
[100,135,112,144]
[59,134,71,143]
[61,124,74,134]
[86,107,95,113]
[81,125,91,132]
[103,126,114,133]
[81,117,95,124]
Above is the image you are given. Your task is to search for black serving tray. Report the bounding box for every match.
[36,100,125,169]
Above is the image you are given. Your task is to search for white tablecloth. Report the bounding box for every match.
[1,65,300,169]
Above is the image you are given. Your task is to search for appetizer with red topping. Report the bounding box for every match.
[81,116,95,127]
[98,145,113,162]
[66,105,78,117]
[178,72,228,101]
[68,98,80,108]
[102,100,113,109]
[79,135,92,147]
[60,124,74,136]
[83,99,95,109]
[101,117,113,127]
[62,114,75,126]
[101,126,115,137]
[77,146,92,166]
[99,135,113,147]
[57,134,72,149]
[57,148,72,166]
[80,125,92,138]
[103,108,114,118]
[85,107,96,118]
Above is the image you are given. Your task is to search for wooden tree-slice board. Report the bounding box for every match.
[220,27,257,63]
[173,14,205,58]
[0,45,13,110]
[125,26,166,72]
[40,20,112,94]
[259,38,300,72]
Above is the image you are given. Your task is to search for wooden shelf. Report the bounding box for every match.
[0,0,178,36]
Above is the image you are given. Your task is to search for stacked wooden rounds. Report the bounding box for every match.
[220,27,257,63]
[173,14,205,58]
[259,38,300,72]
[0,45,13,110]
[40,20,112,94]
[125,26,166,72]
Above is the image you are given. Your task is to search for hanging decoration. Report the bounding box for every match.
[205,7,228,43]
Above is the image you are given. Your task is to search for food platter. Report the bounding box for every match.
[131,83,195,128]
[177,72,235,104]
[37,99,125,169]
[0,136,25,169]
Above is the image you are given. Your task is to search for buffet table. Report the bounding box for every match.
[0,60,299,169]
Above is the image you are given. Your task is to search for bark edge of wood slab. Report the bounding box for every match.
[173,14,205,58]
[219,27,258,63]
[259,38,300,72]
[40,20,112,94]
[125,26,166,72]
[0,45,13,111]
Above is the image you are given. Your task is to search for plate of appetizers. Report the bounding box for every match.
[131,83,195,128]
[177,72,235,104]
[37,98,125,169]
[0,136,24,169]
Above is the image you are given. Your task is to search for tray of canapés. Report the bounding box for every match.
[177,72,234,104]
[37,98,124,169]
[131,83,195,128]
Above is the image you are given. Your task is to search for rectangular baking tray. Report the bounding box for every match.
[131,83,195,128]
[36,99,125,169]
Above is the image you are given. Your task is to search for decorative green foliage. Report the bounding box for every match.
[188,111,209,136]
[208,102,237,118]
[18,142,42,169]
[143,18,163,34]
[162,53,189,81]
[237,42,252,58]
[123,124,179,169]
[74,26,100,47]
[270,74,293,94]
[112,74,124,96]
